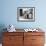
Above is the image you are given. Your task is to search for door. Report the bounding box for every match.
[32,35,45,46]
[3,32,24,46]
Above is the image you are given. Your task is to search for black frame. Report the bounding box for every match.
[17,7,35,22]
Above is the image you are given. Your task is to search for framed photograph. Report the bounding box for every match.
[17,7,35,22]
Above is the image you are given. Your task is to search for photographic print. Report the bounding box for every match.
[17,7,35,22]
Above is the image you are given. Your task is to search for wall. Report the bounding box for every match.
[0,0,46,30]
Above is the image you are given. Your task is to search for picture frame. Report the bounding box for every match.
[17,7,35,22]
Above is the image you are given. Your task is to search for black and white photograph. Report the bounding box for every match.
[17,7,35,22]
